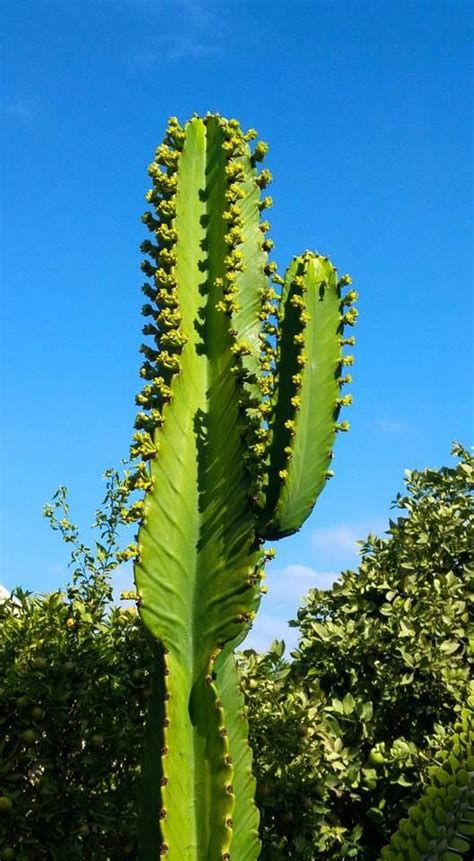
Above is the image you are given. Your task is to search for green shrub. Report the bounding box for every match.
[0,475,151,859]
[240,443,473,858]
[0,589,149,859]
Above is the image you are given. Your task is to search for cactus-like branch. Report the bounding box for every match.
[129,113,355,859]
[380,691,474,860]
[259,254,355,538]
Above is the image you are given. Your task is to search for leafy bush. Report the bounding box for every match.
[1,446,472,858]
[240,443,473,858]
[0,476,153,859]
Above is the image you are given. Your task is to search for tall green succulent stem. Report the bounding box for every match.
[124,114,356,859]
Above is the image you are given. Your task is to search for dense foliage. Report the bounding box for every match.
[0,445,472,859]
[241,443,473,858]
[0,476,151,859]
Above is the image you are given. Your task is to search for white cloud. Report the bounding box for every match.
[130,35,221,68]
[125,0,216,25]
[126,0,223,67]
[311,519,386,564]
[265,564,337,603]
[240,565,340,653]
[375,418,411,434]
[242,612,297,654]
[2,98,34,124]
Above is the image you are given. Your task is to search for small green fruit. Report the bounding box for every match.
[31,706,44,720]
[0,796,13,813]
[77,823,90,836]
[90,734,104,747]
[16,696,29,709]
[297,724,310,737]
[369,749,386,766]
[19,728,39,744]
[31,657,47,670]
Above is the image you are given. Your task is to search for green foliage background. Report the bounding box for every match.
[0,445,472,859]
[242,443,473,858]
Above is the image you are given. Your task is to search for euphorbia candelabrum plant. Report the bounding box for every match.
[122,114,357,859]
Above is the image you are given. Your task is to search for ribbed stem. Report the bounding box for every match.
[134,117,265,860]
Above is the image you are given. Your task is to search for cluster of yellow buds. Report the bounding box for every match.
[237,610,256,624]
[259,196,273,211]
[231,341,252,358]
[256,169,272,189]
[154,143,179,170]
[252,140,269,163]
[125,462,153,492]
[121,500,145,524]
[156,224,178,245]
[130,431,158,461]
[120,588,139,600]
[116,546,140,565]
[164,116,186,150]
[341,308,358,327]
[341,289,358,306]
[246,561,266,587]
[340,354,355,366]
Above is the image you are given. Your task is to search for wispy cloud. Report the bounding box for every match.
[167,0,219,30]
[126,0,224,67]
[242,612,297,653]
[134,33,220,66]
[242,564,340,653]
[375,417,411,435]
[266,564,337,603]
[311,518,386,564]
[2,97,35,124]
[125,0,216,22]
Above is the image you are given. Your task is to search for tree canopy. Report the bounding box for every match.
[241,443,473,858]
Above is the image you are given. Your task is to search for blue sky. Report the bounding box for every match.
[1,0,473,651]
